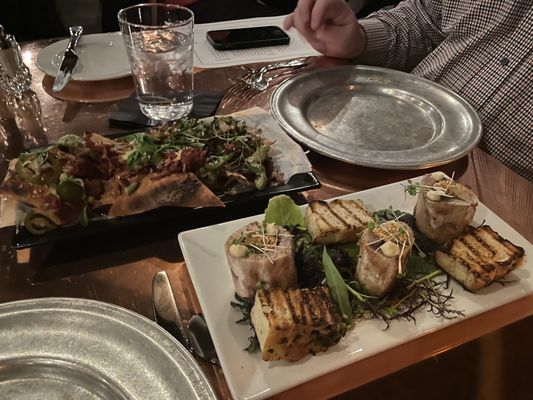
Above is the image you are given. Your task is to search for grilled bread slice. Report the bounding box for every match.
[305,199,374,244]
[435,225,525,291]
[250,287,346,362]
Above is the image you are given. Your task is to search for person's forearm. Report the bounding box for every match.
[357,0,446,71]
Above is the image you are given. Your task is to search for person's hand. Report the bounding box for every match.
[284,0,365,59]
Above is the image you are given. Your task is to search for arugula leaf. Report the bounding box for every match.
[407,252,439,275]
[264,195,304,227]
[336,242,360,261]
[322,247,352,326]
[122,133,163,170]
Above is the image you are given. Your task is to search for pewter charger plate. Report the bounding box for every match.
[0,298,216,400]
[270,65,482,169]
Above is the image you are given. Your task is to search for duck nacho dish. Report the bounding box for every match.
[0,115,287,235]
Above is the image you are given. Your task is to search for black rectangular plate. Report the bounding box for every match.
[11,172,319,249]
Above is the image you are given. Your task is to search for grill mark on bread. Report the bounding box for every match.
[327,201,355,228]
[450,252,494,279]
[471,230,497,257]
[451,239,496,275]
[250,287,346,361]
[311,201,349,230]
[476,226,524,266]
[330,200,368,227]
[286,289,300,324]
[305,199,374,244]
[315,287,333,325]
[300,291,320,325]
[435,225,525,291]
[336,199,374,226]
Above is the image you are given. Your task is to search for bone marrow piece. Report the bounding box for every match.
[250,287,346,362]
[356,221,415,297]
[435,225,525,292]
[305,199,374,244]
[224,222,297,299]
[414,173,478,244]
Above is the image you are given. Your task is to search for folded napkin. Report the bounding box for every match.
[109,92,223,129]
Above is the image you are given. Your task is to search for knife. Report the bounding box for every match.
[52,25,83,92]
[151,271,189,347]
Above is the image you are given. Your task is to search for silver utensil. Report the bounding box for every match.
[188,314,219,365]
[52,25,83,92]
[240,70,295,91]
[243,58,310,83]
[152,271,219,365]
[152,270,189,346]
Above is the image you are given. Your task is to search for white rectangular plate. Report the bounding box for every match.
[178,176,533,400]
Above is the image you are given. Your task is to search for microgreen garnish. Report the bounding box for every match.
[404,179,421,196]
[403,175,457,199]
[230,293,259,352]
[115,116,275,193]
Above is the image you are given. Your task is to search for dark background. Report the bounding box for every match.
[1,0,400,41]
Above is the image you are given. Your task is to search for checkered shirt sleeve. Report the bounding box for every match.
[358,0,533,181]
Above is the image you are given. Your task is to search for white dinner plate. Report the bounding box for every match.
[36,32,131,81]
[178,174,533,400]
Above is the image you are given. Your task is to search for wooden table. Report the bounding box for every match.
[0,39,532,400]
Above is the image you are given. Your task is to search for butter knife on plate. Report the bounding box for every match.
[52,25,83,92]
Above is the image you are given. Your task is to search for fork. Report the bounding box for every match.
[239,70,297,91]
[242,58,311,84]
[242,57,311,90]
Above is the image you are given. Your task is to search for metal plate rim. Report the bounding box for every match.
[270,65,482,170]
[0,297,217,400]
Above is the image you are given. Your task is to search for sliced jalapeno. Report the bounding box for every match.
[24,212,58,235]
[15,153,62,186]
[254,172,267,190]
[56,180,85,202]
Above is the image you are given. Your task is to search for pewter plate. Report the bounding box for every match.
[0,298,216,400]
[270,65,482,169]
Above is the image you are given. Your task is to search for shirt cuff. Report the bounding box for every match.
[359,18,389,56]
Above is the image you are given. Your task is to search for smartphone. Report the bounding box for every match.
[206,26,290,51]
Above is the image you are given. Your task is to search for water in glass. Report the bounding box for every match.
[125,29,193,121]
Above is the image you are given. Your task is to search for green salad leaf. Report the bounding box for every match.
[408,252,439,275]
[322,247,352,326]
[264,195,304,227]
[56,134,85,150]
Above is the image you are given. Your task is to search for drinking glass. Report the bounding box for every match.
[118,3,194,121]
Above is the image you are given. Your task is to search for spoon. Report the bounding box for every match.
[188,314,219,365]
[152,271,219,365]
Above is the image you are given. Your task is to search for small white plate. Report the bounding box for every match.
[36,32,131,81]
[178,175,533,400]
